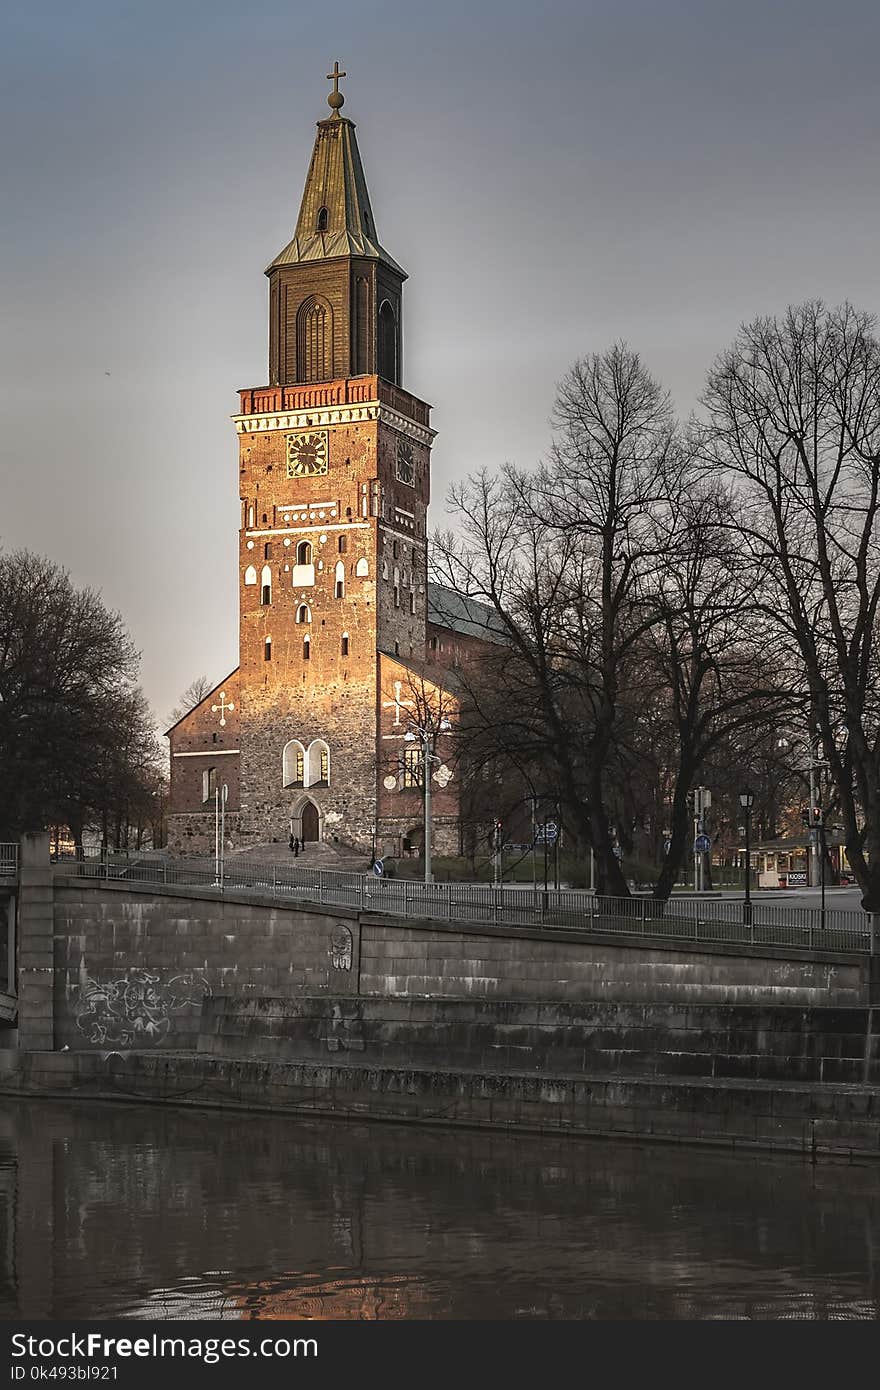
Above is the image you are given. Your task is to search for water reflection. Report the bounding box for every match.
[0,1099,878,1319]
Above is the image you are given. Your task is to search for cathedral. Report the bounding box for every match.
[166,68,498,860]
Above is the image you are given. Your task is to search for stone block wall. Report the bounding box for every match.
[358,922,865,1007]
[198,995,880,1086]
[52,882,359,1051]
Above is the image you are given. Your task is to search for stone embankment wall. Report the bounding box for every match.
[199,995,880,1086]
[45,878,868,1053]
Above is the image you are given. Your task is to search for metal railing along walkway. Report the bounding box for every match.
[0,844,18,877]
[58,853,877,955]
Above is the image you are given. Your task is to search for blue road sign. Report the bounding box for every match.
[372,858,384,877]
[694,834,711,853]
[538,821,558,844]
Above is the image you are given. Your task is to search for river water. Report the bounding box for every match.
[1,1099,878,1320]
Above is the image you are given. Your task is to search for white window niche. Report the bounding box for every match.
[291,564,315,587]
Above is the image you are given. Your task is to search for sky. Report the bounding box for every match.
[2,0,879,734]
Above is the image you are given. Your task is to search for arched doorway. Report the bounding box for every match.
[301,801,320,843]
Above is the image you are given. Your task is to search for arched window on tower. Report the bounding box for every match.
[260,565,272,605]
[316,206,329,232]
[244,565,257,586]
[378,300,397,383]
[282,740,305,788]
[297,295,333,383]
[334,560,345,599]
[356,557,369,578]
[303,634,311,661]
[338,535,347,554]
[296,540,313,566]
[295,603,311,625]
[341,631,349,657]
[307,739,330,788]
[264,637,272,661]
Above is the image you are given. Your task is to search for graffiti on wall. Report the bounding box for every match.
[74,970,212,1048]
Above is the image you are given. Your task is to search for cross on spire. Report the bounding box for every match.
[326,61,346,113]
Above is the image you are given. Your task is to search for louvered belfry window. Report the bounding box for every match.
[297,296,332,382]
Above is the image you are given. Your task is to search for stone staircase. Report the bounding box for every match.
[229,840,369,874]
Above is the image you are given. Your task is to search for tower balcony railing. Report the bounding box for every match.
[237,376,431,428]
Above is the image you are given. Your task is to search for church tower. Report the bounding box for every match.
[234,67,435,850]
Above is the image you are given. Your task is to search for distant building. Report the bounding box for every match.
[166,73,500,857]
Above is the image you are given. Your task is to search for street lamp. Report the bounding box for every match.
[404,716,451,884]
[739,789,754,925]
[213,782,228,886]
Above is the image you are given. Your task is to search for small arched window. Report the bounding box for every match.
[356,557,369,578]
[338,535,347,554]
[261,564,272,605]
[282,740,305,787]
[341,632,349,657]
[334,560,345,599]
[264,637,272,661]
[295,603,311,625]
[248,506,255,527]
[317,206,329,232]
[244,565,257,586]
[307,739,330,787]
[303,634,310,661]
[296,540,313,566]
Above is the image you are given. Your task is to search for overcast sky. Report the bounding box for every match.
[2,0,878,732]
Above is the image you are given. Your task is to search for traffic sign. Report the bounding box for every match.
[536,821,558,844]
[694,834,711,853]
[372,858,384,877]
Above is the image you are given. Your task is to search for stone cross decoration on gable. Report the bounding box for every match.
[383,680,414,727]
[211,692,235,728]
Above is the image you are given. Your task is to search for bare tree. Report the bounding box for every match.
[702,301,880,910]
[436,345,683,895]
[166,675,213,728]
[0,548,163,846]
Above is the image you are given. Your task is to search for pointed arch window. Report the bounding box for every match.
[282,740,305,788]
[296,540,313,566]
[378,300,398,383]
[306,739,330,788]
[295,603,312,625]
[244,565,257,586]
[297,295,333,383]
[334,560,345,599]
[356,557,369,578]
[316,206,329,232]
[261,564,272,605]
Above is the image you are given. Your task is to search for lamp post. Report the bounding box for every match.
[739,789,754,925]
[404,716,451,884]
[213,782,228,886]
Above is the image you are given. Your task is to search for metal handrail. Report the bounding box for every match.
[55,853,876,955]
[0,844,18,876]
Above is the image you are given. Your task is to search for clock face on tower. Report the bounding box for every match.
[396,435,415,486]
[286,430,329,478]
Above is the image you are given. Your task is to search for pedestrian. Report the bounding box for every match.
[293,836,300,858]
[289,832,294,852]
